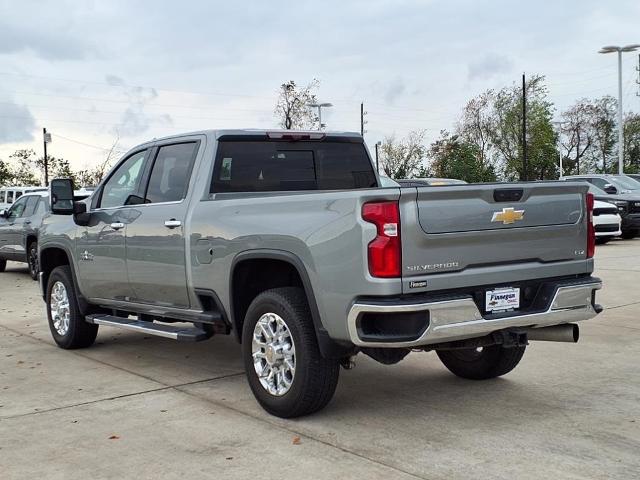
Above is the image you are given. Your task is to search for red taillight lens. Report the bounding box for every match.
[362,201,401,277]
[586,192,595,258]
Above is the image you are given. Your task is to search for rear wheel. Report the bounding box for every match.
[27,241,38,280]
[0,258,5,272]
[46,265,98,349]
[242,287,340,418]
[621,229,638,240]
[436,345,526,380]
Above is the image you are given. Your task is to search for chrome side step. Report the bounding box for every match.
[85,314,210,342]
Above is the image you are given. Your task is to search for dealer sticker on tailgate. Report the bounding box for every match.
[485,287,520,312]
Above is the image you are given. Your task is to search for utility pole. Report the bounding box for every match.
[552,121,568,178]
[522,73,527,181]
[636,54,640,97]
[43,127,51,186]
[360,102,367,136]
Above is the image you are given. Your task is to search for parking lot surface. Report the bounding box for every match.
[1,241,639,480]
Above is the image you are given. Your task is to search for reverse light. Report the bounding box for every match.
[586,192,595,258]
[362,201,401,278]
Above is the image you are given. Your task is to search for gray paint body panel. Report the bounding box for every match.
[38,130,596,346]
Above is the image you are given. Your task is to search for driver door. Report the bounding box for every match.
[76,149,150,301]
[0,196,29,260]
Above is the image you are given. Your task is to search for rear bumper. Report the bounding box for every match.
[347,277,602,348]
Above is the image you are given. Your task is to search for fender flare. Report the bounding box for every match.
[39,244,91,314]
[229,249,354,359]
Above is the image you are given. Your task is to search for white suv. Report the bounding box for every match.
[593,200,622,244]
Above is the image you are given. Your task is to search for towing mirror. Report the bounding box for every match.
[603,183,618,194]
[50,178,75,215]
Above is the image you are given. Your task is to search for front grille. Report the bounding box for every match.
[594,207,618,216]
[595,224,619,233]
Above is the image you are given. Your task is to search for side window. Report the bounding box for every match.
[23,196,39,217]
[0,191,5,203]
[145,143,197,204]
[35,198,48,215]
[7,191,14,204]
[590,178,608,189]
[15,191,23,200]
[99,150,147,209]
[8,196,28,218]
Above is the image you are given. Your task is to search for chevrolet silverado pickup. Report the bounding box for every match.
[39,130,602,418]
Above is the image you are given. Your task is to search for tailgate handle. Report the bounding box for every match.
[493,188,523,202]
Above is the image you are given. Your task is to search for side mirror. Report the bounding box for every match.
[603,184,618,194]
[50,178,75,215]
[0,209,7,218]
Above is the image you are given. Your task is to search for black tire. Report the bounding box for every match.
[0,258,5,272]
[46,265,98,349]
[242,287,340,418]
[436,344,526,380]
[621,229,638,240]
[595,236,612,245]
[27,241,38,280]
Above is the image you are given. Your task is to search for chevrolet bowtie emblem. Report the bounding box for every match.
[491,207,525,225]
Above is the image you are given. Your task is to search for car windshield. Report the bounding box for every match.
[609,176,640,191]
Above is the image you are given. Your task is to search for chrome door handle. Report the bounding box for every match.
[24,220,31,225]
[164,219,182,229]
[110,222,125,230]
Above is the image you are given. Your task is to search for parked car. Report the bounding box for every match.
[0,191,48,279]
[39,130,601,418]
[0,186,47,210]
[626,174,640,184]
[0,190,91,279]
[563,175,640,239]
[592,199,622,244]
[397,177,467,186]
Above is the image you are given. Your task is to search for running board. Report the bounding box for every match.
[85,314,211,342]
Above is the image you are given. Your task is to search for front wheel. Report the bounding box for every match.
[242,287,340,418]
[46,265,98,349]
[27,241,38,280]
[621,229,638,240]
[436,345,526,380]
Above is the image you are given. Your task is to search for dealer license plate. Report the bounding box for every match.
[485,287,520,312]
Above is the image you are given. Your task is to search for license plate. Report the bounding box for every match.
[485,287,520,312]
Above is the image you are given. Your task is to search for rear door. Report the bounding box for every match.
[124,139,201,308]
[0,196,30,260]
[400,182,589,290]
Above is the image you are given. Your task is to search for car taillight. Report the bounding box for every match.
[586,192,595,258]
[362,201,401,277]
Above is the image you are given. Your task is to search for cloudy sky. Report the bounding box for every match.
[1,0,639,171]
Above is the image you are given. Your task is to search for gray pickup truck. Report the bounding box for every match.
[39,129,602,418]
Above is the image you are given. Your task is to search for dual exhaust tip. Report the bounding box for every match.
[526,323,579,343]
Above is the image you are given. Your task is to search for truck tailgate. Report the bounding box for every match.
[399,182,590,291]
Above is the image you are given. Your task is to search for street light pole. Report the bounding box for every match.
[599,44,640,174]
[307,102,333,130]
[552,121,568,178]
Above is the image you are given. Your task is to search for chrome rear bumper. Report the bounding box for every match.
[347,279,602,348]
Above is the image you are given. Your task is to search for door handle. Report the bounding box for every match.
[110,222,125,230]
[164,219,182,229]
[24,220,31,225]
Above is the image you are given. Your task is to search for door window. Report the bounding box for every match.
[100,150,147,208]
[7,196,28,219]
[6,191,14,204]
[145,142,198,203]
[590,178,609,189]
[23,196,40,217]
[0,191,5,203]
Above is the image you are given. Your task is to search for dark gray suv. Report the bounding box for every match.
[0,191,49,279]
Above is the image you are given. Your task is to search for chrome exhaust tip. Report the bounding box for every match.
[526,324,579,343]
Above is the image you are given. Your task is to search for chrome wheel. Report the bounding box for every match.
[252,312,296,396]
[50,281,70,336]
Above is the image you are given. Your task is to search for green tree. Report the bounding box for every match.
[588,96,618,173]
[623,112,640,173]
[0,159,12,186]
[8,149,40,186]
[379,130,427,179]
[427,131,496,183]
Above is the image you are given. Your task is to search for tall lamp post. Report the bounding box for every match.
[552,120,568,178]
[599,44,640,174]
[307,102,333,130]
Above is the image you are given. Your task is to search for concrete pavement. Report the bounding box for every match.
[1,240,639,479]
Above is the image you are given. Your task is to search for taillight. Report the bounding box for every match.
[362,201,401,277]
[586,192,595,258]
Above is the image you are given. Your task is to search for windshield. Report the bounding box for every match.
[609,176,640,191]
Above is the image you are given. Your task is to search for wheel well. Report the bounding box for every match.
[231,258,304,341]
[40,247,70,288]
[26,235,37,248]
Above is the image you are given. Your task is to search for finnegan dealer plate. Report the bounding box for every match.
[485,287,520,312]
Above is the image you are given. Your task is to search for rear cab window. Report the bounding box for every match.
[211,137,377,193]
